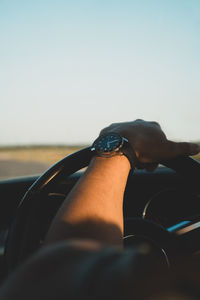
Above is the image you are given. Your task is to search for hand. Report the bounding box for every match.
[100,119,200,170]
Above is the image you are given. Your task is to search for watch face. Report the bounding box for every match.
[94,133,122,154]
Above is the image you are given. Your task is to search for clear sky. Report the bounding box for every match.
[1,0,200,145]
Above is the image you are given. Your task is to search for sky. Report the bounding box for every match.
[1,0,200,145]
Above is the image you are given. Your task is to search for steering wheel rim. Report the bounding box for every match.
[5,147,200,271]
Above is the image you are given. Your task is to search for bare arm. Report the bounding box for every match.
[1,120,200,300]
[45,120,200,247]
[45,155,130,247]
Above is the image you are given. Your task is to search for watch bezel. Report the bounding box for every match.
[91,132,125,157]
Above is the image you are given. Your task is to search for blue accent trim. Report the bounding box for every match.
[167,220,190,232]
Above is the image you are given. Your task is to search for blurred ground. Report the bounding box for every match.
[0,160,51,180]
[0,146,83,180]
[0,145,199,180]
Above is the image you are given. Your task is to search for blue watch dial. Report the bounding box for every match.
[94,133,122,153]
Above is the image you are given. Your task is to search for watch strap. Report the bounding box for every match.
[121,138,139,169]
[91,133,139,169]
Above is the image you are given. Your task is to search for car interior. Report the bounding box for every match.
[1,147,200,284]
[1,1,200,299]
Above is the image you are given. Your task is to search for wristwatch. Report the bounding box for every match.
[91,132,139,169]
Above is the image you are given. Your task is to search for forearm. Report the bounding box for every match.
[45,155,131,247]
[45,119,200,248]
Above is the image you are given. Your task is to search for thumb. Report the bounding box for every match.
[168,141,200,157]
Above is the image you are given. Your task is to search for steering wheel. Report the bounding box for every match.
[5,147,200,271]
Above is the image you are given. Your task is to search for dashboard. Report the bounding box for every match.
[1,163,200,275]
[0,167,199,233]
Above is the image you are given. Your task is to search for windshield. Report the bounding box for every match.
[1,1,200,179]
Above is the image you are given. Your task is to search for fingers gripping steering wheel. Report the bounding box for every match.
[5,147,200,271]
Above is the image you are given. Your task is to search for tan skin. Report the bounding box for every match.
[45,119,200,247]
[1,120,200,299]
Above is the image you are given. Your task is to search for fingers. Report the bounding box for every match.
[99,121,200,163]
[150,121,161,129]
[167,141,200,157]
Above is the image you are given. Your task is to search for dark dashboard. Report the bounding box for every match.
[0,167,199,232]
[0,163,200,280]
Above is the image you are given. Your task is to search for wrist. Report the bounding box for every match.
[91,132,138,169]
[91,154,131,173]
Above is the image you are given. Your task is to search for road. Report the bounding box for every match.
[0,160,51,180]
